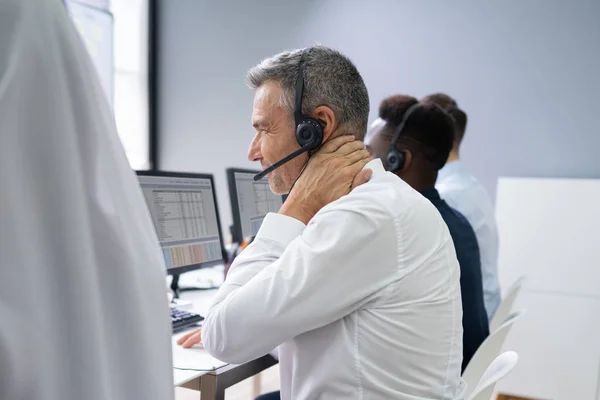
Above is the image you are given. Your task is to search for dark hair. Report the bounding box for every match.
[379,95,454,170]
[421,93,468,146]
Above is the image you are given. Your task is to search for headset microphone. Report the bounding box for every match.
[253,50,324,181]
[253,140,316,181]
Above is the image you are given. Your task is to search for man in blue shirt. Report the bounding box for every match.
[422,93,501,322]
[365,94,489,370]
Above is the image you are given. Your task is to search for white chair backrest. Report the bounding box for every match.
[467,351,519,400]
[462,309,525,398]
[490,276,525,332]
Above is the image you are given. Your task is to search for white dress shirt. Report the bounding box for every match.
[437,160,501,321]
[202,159,466,400]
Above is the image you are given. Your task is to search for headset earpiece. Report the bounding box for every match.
[296,119,323,150]
[386,148,405,172]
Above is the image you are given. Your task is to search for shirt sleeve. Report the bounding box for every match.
[201,205,399,364]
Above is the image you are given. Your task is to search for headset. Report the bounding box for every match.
[253,51,324,181]
[386,103,421,173]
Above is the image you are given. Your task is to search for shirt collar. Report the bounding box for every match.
[419,187,442,201]
[438,160,463,182]
[364,158,386,175]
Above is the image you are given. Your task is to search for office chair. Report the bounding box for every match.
[467,351,519,400]
[462,309,525,398]
[490,276,525,333]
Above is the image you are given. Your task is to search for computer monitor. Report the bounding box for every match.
[137,171,226,275]
[226,168,285,244]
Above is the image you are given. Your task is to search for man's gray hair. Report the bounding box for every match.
[246,45,370,139]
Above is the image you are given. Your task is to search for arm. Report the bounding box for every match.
[201,205,398,364]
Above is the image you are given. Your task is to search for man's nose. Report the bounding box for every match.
[248,133,261,162]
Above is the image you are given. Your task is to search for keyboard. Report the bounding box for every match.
[171,307,204,332]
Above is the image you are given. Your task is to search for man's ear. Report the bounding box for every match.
[312,106,337,142]
[399,149,413,173]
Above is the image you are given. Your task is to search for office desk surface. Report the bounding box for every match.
[172,287,279,398]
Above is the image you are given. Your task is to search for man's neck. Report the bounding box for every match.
[327,127,354,142]
[446,150,460,163]
[398,173,437,192]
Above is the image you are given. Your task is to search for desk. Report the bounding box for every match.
[172,289,278,399]
[198,355,278,400]
[174,369,204,387]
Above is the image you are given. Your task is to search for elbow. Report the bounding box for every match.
[203,338,251,365]
[205,348,254,365]
[202,313,257,365]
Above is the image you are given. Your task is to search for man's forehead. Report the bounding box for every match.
[254,81,282,103]
[251,101,276,128]
[252,82,286,127]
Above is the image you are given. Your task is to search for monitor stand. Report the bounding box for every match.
[170,274,181,298]
[169,274,192,309]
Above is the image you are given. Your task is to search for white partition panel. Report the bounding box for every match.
[496,177,600,297]
[495,177,600,400]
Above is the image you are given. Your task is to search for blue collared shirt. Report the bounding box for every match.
[437,160,501,321]
[420,188,489,371]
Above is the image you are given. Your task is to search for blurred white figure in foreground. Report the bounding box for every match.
[0,0,174,399]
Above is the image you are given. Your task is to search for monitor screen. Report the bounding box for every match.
[227,168,285,243]
[137,171,225,274]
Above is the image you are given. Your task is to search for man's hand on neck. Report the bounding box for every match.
[279,135,372,225]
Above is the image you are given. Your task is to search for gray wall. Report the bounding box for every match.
[159,0,600,236]
[158,0,312,235]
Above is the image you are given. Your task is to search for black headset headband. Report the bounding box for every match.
[388,103,422,152]
[294,52,306,127]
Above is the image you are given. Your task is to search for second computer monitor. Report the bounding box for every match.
[227,168,285,244]
[137,171,226,275]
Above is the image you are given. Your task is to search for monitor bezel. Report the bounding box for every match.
[226,168,285,244]
[136,170,227,275]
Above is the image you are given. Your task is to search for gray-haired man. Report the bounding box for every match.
[178,46,465,400]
